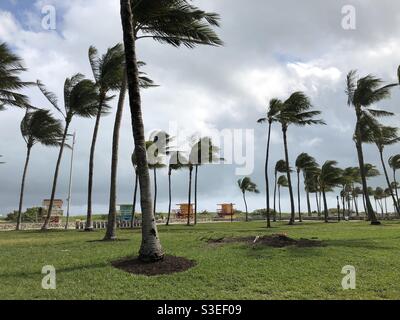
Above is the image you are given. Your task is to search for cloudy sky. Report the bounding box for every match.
[1,0,400,217]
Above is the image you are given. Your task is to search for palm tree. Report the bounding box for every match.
[238,177,259,222]
[105,62,155,240]
[16,109,64,230]
[341,167,360,216]
[257,99,281,228]
[0,42,31,110]
[389,154,400,203]
[304,168,321,216]
[361,120,400,215]
[38,74,99,230]
[166,151,187,226]
[119,0,222,261]
[276,92,325,225]
[374,187,385,217]
[295,153,318,222]
[346,70,397,224]
[274,160,288,221]
[189,137,221,225]
[85,44,125,231]
[277,175,289,220]
[319,161,343,223]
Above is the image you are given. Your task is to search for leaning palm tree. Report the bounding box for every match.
[238,177,260,222]
[119,0,222,261]
[276,92,325,225]
[346,70,397,224]
[295,153,318,222]
[361,119,400,215]
[189,137,222,225]
[277,175,289,220]
[0,42,31,110]
[38,75,99,230]
[273,160,288,221]
[105,61,156,240]
[319,161,344,223]
[85,44,125,231]
[166,151,187,226]
[257,99,281,228]
[16,109,64,231]
[389,154,400,203]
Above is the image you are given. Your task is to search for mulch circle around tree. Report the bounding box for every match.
[207,234,324,248]
[112,255,196,276]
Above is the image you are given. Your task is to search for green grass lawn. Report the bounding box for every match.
[1,221,399,300]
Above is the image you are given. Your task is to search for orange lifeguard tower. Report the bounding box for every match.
[217,203,235,219]
[176,203,194,219]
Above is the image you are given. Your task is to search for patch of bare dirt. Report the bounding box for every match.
[112,255,196,276]
[207,234,324,248]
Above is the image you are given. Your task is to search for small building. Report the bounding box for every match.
[176,203,194,219]
[217,203,235,218]
[42,199,64,223]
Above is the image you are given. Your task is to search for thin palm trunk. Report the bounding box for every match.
[306,190,311,217]
[16,145,32,231]
[153,168,157,215]
[316,192,320,217]
[243,191,249,222]
[166,168,172,226]
[322,188,328,223]
[42,121,70,230]
[362,193,366,213]
[104,74,127,240]
[393,168,399,203]
[86,95,105,231]
[354,109,379,224]
[282,127,295,224]
[379,150,400,215]
[297,170,302,222]
[264,122,272,228]
[278,185,282,220]
[187,166,193,226]
[130,171,139,229]
[273,171,277,222]
[194,165,198,225]
[120,0,163,261]
[354,197,359,216]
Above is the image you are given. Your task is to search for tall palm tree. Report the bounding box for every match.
[319,161,344,223]
[257,99,281,228]
[361,119,400,215]
[238,177,259,222]
[38,74,99,230]
[346,70,397,224]
[0,42,31,110]
[16,109,64,231]
[105,62,156,240]
[166,151,187,226]
[277,175,289,220]
[295,153,318,222]
[389,154,400,203]
[189,137,221,225]
[119,0,222,261]
[85,44,125,231]
[274,160,288,221]
[276,92,325,225]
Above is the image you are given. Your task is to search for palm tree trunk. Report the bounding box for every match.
[243,191,248,222]
[264,122,272,228]
[86,95,105,231]
[316,192,320,217]
[130,170,138,229]
[362,193,366,213]
[322,188,328,223]
[342,195,346,218]
[297,170,302,222]
[42,120,70,230]
[16,145,32,231]
[120,0,163,261]
[354,109,379,225]
[194,165,198,225]
[306,190,311,217]
[379,149,400,215]
[354,197,359,216]
[187,166,193,226]
[166,168,172,226]
[104,74,127,241]
[393,168,399,203]
[273,171,277,222]
[282,127,295,224]
[153,167,157,215]
[278,186,282,220]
